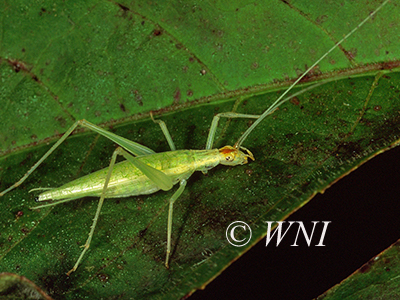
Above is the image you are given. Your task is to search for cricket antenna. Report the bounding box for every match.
[235,0,390,149]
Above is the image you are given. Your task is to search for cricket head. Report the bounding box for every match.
[218,146,254,166]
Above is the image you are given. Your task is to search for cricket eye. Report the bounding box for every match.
[225,155,233,161]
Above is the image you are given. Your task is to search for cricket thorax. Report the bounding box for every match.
[218,146,254,166]
[191,149,221,172]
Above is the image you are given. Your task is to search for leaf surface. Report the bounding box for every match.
[0,0,399,298]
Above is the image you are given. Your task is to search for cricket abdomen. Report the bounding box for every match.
[37,149,220,201]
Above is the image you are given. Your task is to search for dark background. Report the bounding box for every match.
[192,145,400,299]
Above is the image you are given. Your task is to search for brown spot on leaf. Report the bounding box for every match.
[132,90,144,106]
[346,48,358,59]
[117,3,129,11]
[334,141,363,161]
[55,116,67,128]
[120,103,126,112]
[290,97,300,105]
[7,59,42,83]
[173,88,181,104]
[8,59,27,73]
[39,7,47,16]
[359,262,371,273]
[315,14,328,25]
[139,228,147,237]
[98,273,109,282]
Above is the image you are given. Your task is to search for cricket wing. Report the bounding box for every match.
[123,152,173,191]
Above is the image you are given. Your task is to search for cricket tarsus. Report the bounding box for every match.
[0,0,390,274]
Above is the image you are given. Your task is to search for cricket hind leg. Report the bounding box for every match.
[0,119,156,198]
[150,111,176,151]
[66,145,173,275]
[165,178,187,268]
[0,121,81,197]
[66,146,124,275]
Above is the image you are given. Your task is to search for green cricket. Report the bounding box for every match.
[0,0,390,275]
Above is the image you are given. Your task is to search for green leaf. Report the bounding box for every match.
[319,239,400,299]
[0,272,52,300]
[0,0,399,299]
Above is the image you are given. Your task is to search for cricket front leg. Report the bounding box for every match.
[165,179,187,268]
[206,112,260,150]
[150,111,177,151]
